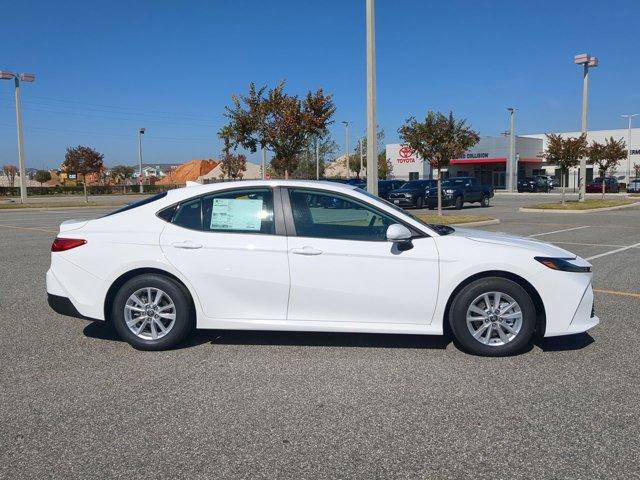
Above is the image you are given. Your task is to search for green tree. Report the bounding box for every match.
[544,134,588,204]
[109,165,135,185]
[399,111,480,215]
[62,145,105,202]
[291,134,337,179]
[588,137,627,199]
[349,128,386,179]
[34,169,51,186]
[224,81,335,178]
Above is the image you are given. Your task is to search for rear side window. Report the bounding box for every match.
[173,198,202,230]
[104,192,168,217]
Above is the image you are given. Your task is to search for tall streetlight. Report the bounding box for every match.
[507,108,517,192]
[365,0,378,194]
[342,121,350,180]
[1,71,36,204]
[137,128,146,193]
[315,141,320,180]
[359,138,364,179]
[574,53,598,201]
[621,114,638,183]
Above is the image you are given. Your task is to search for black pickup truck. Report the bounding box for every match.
[426,177,494,209]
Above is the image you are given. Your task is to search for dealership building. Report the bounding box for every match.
[386,127,639,189]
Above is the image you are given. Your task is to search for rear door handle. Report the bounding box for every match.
[291,246,323,256]
[172,240,203,249]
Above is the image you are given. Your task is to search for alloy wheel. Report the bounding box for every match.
[124,287,176,340]
[465,291,523,346]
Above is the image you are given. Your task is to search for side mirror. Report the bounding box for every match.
[386,224,413,251]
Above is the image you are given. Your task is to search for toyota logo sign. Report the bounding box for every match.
[399,146,413,158]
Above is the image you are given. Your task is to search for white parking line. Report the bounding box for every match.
[586,242,640,261]
[528,225,590,237]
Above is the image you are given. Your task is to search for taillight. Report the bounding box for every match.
[51,238,87,252]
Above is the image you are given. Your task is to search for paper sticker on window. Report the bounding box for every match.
[209,198,264,231]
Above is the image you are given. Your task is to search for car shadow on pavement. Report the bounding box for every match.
[535,332,594,352]
[82,321,452,350]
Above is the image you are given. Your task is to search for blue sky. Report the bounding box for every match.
[1,0,639,169]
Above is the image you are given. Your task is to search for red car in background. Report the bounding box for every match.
[586,177,620,193]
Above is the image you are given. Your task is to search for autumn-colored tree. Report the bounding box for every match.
[544,134,588,204]
[109,165,135,185]
[399,112,479,215]
[2,165,18,187]
[62,145,105,202]
[588,137,626,199]
[224,81,335,178]
[217,126,247,180]
[34,170,51,186]
[634,164,640,179]
[377,152,393,180]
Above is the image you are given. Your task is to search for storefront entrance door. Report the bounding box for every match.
[493,171,506,189]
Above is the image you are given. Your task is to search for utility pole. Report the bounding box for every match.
[507,108,516,192]
[366,0,378,195]
[137,128,146,193]
[574,53,598,201]
[359,138,364,179]
[316,142,320,180]
[622,114,638,184]
[1,71,35,203]
[261,147,266,180]
[342,121,350,180]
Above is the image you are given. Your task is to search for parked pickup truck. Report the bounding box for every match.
[426,177,494,210]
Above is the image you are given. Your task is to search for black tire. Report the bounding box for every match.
[454,196,463,210]
[448,277,536,356]
[112,274,194,350]
[428,205,435,210]
[416,196,424,209]
[480,195,490,207]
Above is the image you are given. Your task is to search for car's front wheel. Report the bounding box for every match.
[480,195,490,207]
[112,274,193,350]
[449,277,536,356]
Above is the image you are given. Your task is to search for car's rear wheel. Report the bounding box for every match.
[415,197,423,209]
[112,274,193,350]
[454,196,463,210]
[449,277,536,356]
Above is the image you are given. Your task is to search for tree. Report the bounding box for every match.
[2,165,18,187]
[377,151,393,179]
[588,137,626,199]
[224,81,336,178]
[634,164,640,179]
[109,165,135,185]
[399,111,480,215]
[290,134,338,179]
[217,126,247,180]
[349,128,386,179]
[62,145,105,202]
[34,170,51,186]
[544,134,588,204]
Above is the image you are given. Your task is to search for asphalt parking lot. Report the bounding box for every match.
[1,195,639,479]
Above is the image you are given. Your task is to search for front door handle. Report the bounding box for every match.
[291,246,323,256]
[172,240,203,249]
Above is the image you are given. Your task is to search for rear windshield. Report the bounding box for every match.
[104,192,168,217]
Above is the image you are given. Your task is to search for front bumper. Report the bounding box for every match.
[389,197,417,207]
[545,282,599,336]
[426,195,454,207]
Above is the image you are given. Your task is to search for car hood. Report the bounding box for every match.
[450,227,577,257]
[390,188,421,194]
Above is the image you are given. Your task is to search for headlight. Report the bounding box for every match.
[444,189,454,194]
[405,193,413,198]
[534,257,591,273]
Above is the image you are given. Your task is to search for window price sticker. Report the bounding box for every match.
[210,198,264,231]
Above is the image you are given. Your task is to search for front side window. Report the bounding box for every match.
[202,188,275,234]
[288,189,397,241]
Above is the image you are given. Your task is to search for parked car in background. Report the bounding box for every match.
[377,180,406,199]
[626,179,640,193]
[536,175,558,189]
[388,179,436,209]
[47,180,599,356]
[586,177,620,193]
[426,177,494,210]
[518,177,550,193]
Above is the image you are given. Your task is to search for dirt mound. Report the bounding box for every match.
[158,159,218,185]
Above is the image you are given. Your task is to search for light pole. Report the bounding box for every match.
[342,121,350,180]
[261,146,266,180]
[622,114,638,183]
[366,0,378,195]
[359,138,364,179]
[137,128,145,193]
[1,71,35,203]
[574,53,598,201]
[507,108,517,192]
[315,142,320,180]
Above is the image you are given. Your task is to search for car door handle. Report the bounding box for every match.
[171,240,203,249]
[290,246,323,256]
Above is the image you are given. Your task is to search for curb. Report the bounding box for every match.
[519,202,640,214]
[449,218,500,227]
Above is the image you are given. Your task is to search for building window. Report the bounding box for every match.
[409,172,419,180]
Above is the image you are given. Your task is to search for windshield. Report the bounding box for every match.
[442,179,467,187]
[400,181,426,189]
[355,188,454,235]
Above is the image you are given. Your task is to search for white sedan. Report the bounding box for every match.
[47,180,598,356]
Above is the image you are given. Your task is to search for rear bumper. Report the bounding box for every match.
[47,293,93,321]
